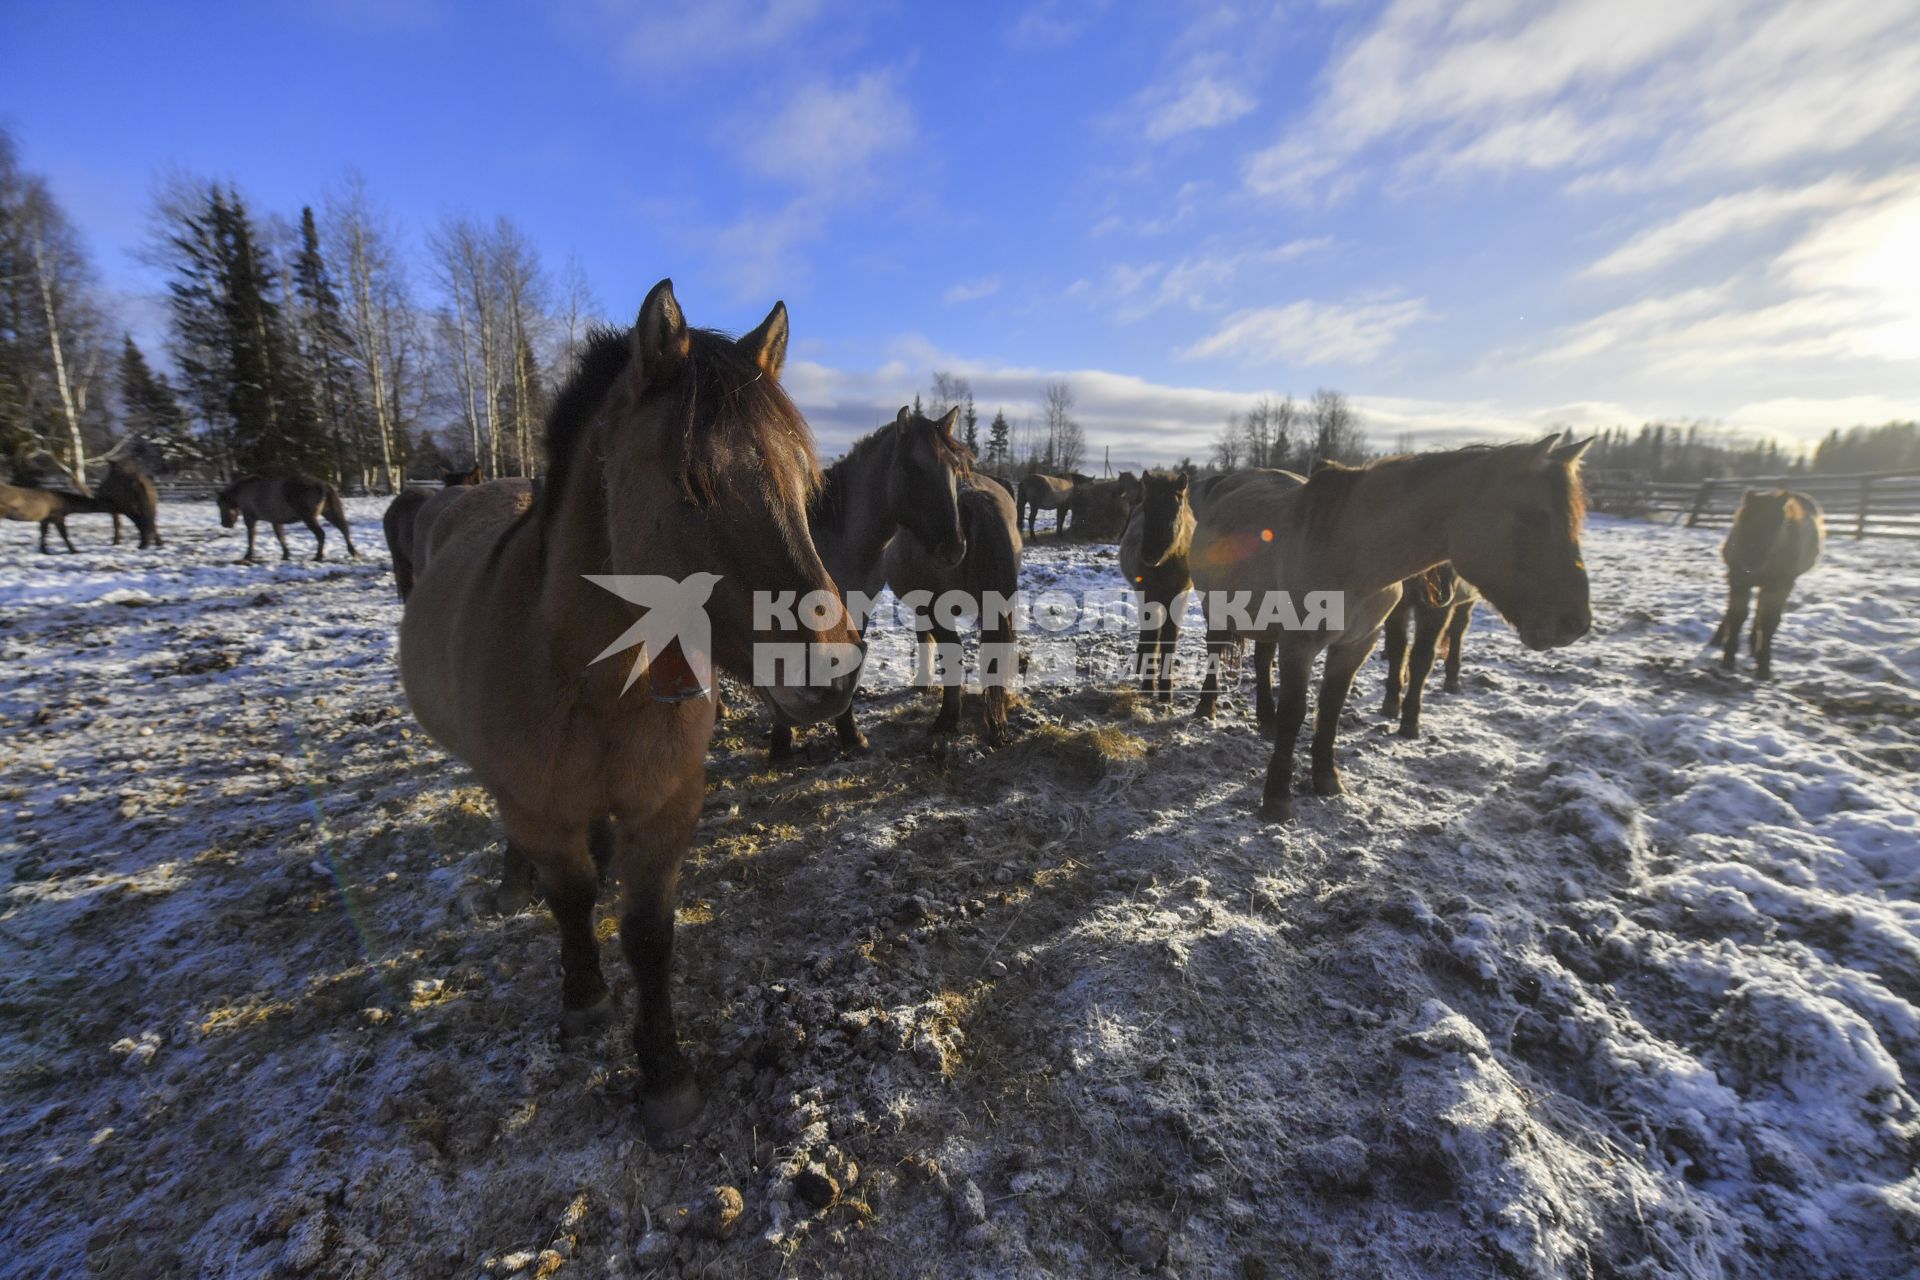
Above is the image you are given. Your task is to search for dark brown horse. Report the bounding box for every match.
[1190,436,1593,820]
[884,472,1023,745]
[381,467,485,600]
[1017,472,1090,538]
[1380,564,1480,737]
[1118,470,1194,701]
[98,460,163,549]
[767,406,969,761]
[1712,489,1823,679]
[399,282,858,1139]
[0,482,115,553]
[217,474,359,562]
[1067,472,1142,541]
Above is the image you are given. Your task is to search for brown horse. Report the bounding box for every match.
[1067,472,1142,541]
[1017,472,1090,538]
[1190,436,1592,820]
[1118,470,1195,701]
[1194,467,1301,519]
[399,281,858,1138]
[884,472,1023,745]
[1712,489,1823,679]
[99,460,163,549]
[216,474,359,562]
[1380,564,1480,737]
[767,405,969,761]
[0,483,115,553]
[381,467,485,600]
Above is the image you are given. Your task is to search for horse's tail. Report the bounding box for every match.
[322,483,360,557]
[382,493,420,600]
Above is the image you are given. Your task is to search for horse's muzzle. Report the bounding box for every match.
[1520,606,1592,650]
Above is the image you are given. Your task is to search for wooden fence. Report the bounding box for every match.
[1584,469,1920,539]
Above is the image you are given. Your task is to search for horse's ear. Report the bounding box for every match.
[1525,433,1563,469]
[896,405,912,424]
[739,300,788,379]
[938,406,961,438]
[1174,471,1189,494]
[634,279,689,382]
[1549,435,1595,465]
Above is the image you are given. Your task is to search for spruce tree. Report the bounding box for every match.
[293,206,365,485]
[962,392,979,455]
[986,409,1011,471]
[215,189,326,477]
[117,335,199,468]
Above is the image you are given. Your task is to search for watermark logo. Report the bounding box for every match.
[586,573,1348,697]
[586,572,720,698]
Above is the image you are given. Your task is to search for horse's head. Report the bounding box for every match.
[889,405,968,567]
[1135,470,1190,568]
[215,486,239,528]
[1445,435,1593,651]
[596,280,857,724]
[445,465,482,487]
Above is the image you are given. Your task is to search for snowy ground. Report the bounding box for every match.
[1,498,1917,1279]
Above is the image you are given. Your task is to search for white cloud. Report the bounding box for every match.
[1583,175,1878,277]
[739,70,915,194]
[596,0,827,73]
[942,277,1002,305]
[1537,173,1920,376]
[1144,73,1256,142]
[1181,297,1428,366]
[780,338,1894,466]
[1080,239,1334,321]
[1245,0,1920,202]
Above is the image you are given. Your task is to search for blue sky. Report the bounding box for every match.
[4,0,1918,462]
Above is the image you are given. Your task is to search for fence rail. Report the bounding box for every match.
[1584,469,1920,539]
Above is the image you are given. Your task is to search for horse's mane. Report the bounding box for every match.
[1299,441,1586,542]
[542,325,821,529]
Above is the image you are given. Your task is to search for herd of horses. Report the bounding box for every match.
[1,283,1827,1138]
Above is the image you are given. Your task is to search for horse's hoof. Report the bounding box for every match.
[1312,772,1345,798]
[1442,680,1462,694]
[1381,699,1400,719]
[1193,702,1217,722]
[840,735,871,755]
[1259,798,1293,823]
[641,1077,704,1146]
[1396,723,1420,740]
[559,994,615,1039]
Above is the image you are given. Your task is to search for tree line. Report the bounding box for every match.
[1210,390,1369,472]
[1,127,600,494]
[1581,421,1920,481]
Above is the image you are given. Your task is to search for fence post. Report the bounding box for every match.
[1856,475,1872,539]
[1686,480,1714,528]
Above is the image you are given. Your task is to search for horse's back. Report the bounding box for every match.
[415,480,531,572]
[1188,471,1307,601]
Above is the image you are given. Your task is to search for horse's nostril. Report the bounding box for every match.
[1561,610,1590,640]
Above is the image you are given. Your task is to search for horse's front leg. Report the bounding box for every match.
[767,710,796,762]
[1717,576,1751,670]
[1397,610,1443,738]
[1253,640,1277,730]
[56,518,76,553]
[1260,647,1314,821]
[1380,606,1409,719]
[1157,612,1181,703]
[928,623,963,735]
[112,512,124,545]
[501,810,611,1035]
[1442,602,1472,693]
[1754,585,1789,680]
[1311,633,1373,797]
[240,516,259,563]
[615,774,705,1141]
[273,522,293,561]
[1194,627,1233,720]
